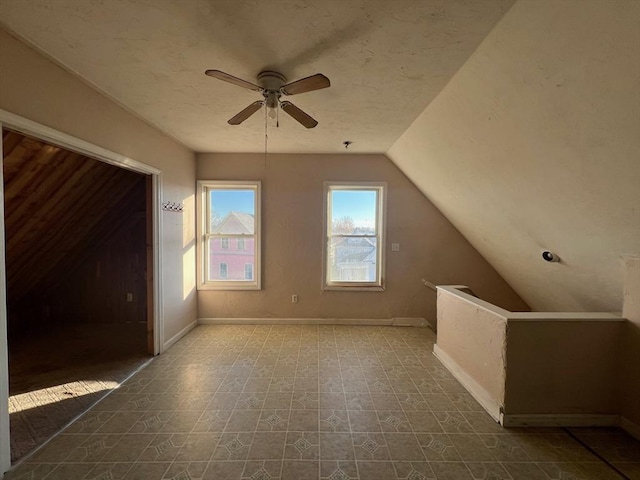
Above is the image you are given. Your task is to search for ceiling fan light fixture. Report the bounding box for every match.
[205,69,329,128]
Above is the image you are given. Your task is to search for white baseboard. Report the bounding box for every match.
[433,344,503,423]
[198,317,426,326]
[392,317,427,326]
[502,413,619,428]
[163,319,197,352]
[620,416,640,440]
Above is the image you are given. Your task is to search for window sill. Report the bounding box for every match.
[198,283,261,291]
[323,285,385,292]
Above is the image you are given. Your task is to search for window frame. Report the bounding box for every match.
[197,180,261,290]
[322,182,387,291]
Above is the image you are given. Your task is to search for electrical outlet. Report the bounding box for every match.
[391,243,400,252]
[126,293,133,302]
[292,294,298,303]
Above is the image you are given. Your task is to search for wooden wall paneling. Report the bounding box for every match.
[7,165,138,298]
[2,130,148,331]
[3,150,84,231]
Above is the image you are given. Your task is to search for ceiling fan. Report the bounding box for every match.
[205,69,330,128]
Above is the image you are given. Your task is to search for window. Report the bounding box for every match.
[323,182,386,290]
[244,263,253,280]
[197,181,261,290]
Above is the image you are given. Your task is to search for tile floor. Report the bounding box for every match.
[9,323,149,462]
[5,325,640,480]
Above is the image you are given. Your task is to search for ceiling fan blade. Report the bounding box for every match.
[281,74,330,96]
[205,69,263,92]
[228,101,264,125]
[280,101,318,128]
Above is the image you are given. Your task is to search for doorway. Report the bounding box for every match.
[0,116,162,467]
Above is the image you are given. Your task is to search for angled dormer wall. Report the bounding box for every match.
[387,0,640,313]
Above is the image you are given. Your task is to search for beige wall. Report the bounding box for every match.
[435,287,508,416]
[0,28,197,343]
[505,320,622,415]
[388,0,640,313]
[620,255,640,427]
[197,153,527,321]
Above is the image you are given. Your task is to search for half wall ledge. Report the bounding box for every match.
[434,285,637,438]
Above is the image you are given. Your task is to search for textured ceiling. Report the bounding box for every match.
[0,0,515,153]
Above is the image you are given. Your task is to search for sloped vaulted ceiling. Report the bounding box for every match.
[388,0,640,312]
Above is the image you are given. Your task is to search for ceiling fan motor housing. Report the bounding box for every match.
[205,68,328,128]
[258,71,287,108]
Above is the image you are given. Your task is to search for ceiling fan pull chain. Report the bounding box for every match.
[264,104,268,171]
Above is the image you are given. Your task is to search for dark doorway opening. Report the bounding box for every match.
[2,129,153,462]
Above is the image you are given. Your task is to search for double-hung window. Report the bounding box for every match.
[323,182,386,290]
[197,180,261,290]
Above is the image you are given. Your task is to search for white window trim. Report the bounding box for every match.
[196,180,261,290]
[322,181,387,291]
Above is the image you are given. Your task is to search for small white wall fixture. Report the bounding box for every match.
[0,110,164,475]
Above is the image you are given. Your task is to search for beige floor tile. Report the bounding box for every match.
[257,409,289,431]
[319,432,355,461]
[138,433,187,462]
[416,433,462,462]
[447,433,496,462]
[377,410,412,433]
[384,432,426,462]
[85,463,134,480]
[242,460,282,479]
[320,410,350,432]
[162,461,208,480]
[247,431,287,460]
[174,433,221,462]
[319,392,347,410]
[204,460,245,479]
[394,461,436,480]
[212,433,254,461]
[289,391,316,409]
[352,432,391,461]
[281,460,319,480]
[320,460,358,479]
[100,433,156,463]
[284,432,320,460]
[358,460,397,479]
[348,410,382,432]
[5,325,636,480]
[288,409,319,431]
[430,461,474,480]
[224,410,261,432]
[122,462,171,480]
